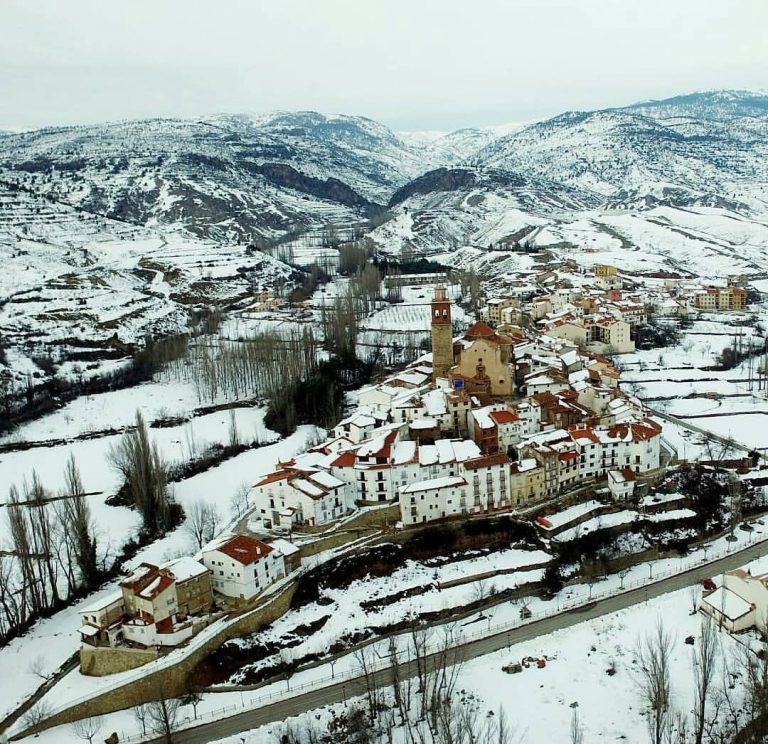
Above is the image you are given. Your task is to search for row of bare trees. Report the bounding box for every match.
[319,264,382,357]
[278,625,518,744]
[635,616,768,744]
[157,326,319,406]
[0,456,99,644]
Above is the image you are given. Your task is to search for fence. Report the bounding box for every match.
[115,528,768,743]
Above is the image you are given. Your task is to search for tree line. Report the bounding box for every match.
[0,456,98,644]
[0,411,178,646]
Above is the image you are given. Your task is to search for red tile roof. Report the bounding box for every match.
[138,574,174,600]
[330,451,356,468]
[490,410,519,425]
[215,534,273,565]
[465,320,496,338]
[463,453,510,470]
[620,468,637,481]
[570,427,599,444]
[253,470,292,488]
[464,321,514,345]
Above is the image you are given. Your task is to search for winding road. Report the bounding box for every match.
[146,536,768,744]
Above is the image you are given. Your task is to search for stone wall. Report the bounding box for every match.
[24,580,298,736]
[80,645,158,677]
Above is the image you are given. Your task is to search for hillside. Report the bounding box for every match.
[369,91,768,269]
[0,181,298,412]
[2,90,768,405]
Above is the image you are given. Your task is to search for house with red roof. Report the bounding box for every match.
[78,557,213,648]
[250,461,352,528]
[202,534,288,601]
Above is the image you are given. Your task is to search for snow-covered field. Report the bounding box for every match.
[0,361,324,724]
[619,310,768,455]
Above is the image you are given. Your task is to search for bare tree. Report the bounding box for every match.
[472,579,490,605]
[71,716,102,744]
[635,620,674,744]
[570,707,584,744]
[740,631,768,741]
[61,454,98,589]
[182,691,203,720]
[183,498,221,549]
[21,700,53,730]
[145,694,181,744]
[692,616,719,744]
[133,703,150,737]
[228,408,240,448]
[618,567,631,590]
[28,654,47,680]
[230,482,251,520]
[109,410,173,536]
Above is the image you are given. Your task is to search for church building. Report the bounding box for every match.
[430,286,519,401]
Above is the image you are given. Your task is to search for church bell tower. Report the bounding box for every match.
[431,285,453,382]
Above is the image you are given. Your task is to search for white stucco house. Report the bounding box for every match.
[202,534,287,601]
[700,569,768,633]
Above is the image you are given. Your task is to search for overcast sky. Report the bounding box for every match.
[1,0,766,132]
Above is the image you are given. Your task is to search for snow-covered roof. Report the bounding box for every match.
[308,470,346,490]
[511,458,539,473]
[402,476,467,494]
[410,417,438,430]
[423,388,448,417]
[391,440,417,465]
[165,556,209,582]
[471,406,498,430]
[78,624,101,637]
[267,538,300,557]
[394,371,430,386]
[138,575,172,600]
[702,587,754,621]
[293,478,324,497]
[78,590,124,615]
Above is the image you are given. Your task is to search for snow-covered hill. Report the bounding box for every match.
[3,90,768,399]
[369,91,768,271]
[0,113,427,243]
[0,181,298,404]
[468,91,768,206]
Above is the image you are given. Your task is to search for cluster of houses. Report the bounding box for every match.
[248,284,665,530]
[74,268,752,666]
[482,265,749,359]
[78,534,299,652]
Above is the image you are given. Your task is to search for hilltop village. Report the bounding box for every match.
[249,279,664,530]
[76,266,674,660]
[73,257,765,688]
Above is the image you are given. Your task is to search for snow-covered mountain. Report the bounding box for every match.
[0,113,429,243]
[371,90,768,261]
[3,90,768,402]
[468,93,768,211]
[3,92,765,247]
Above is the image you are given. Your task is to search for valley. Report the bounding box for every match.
[1,89,768,744]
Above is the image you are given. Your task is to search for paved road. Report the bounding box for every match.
[148,537,768,744]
